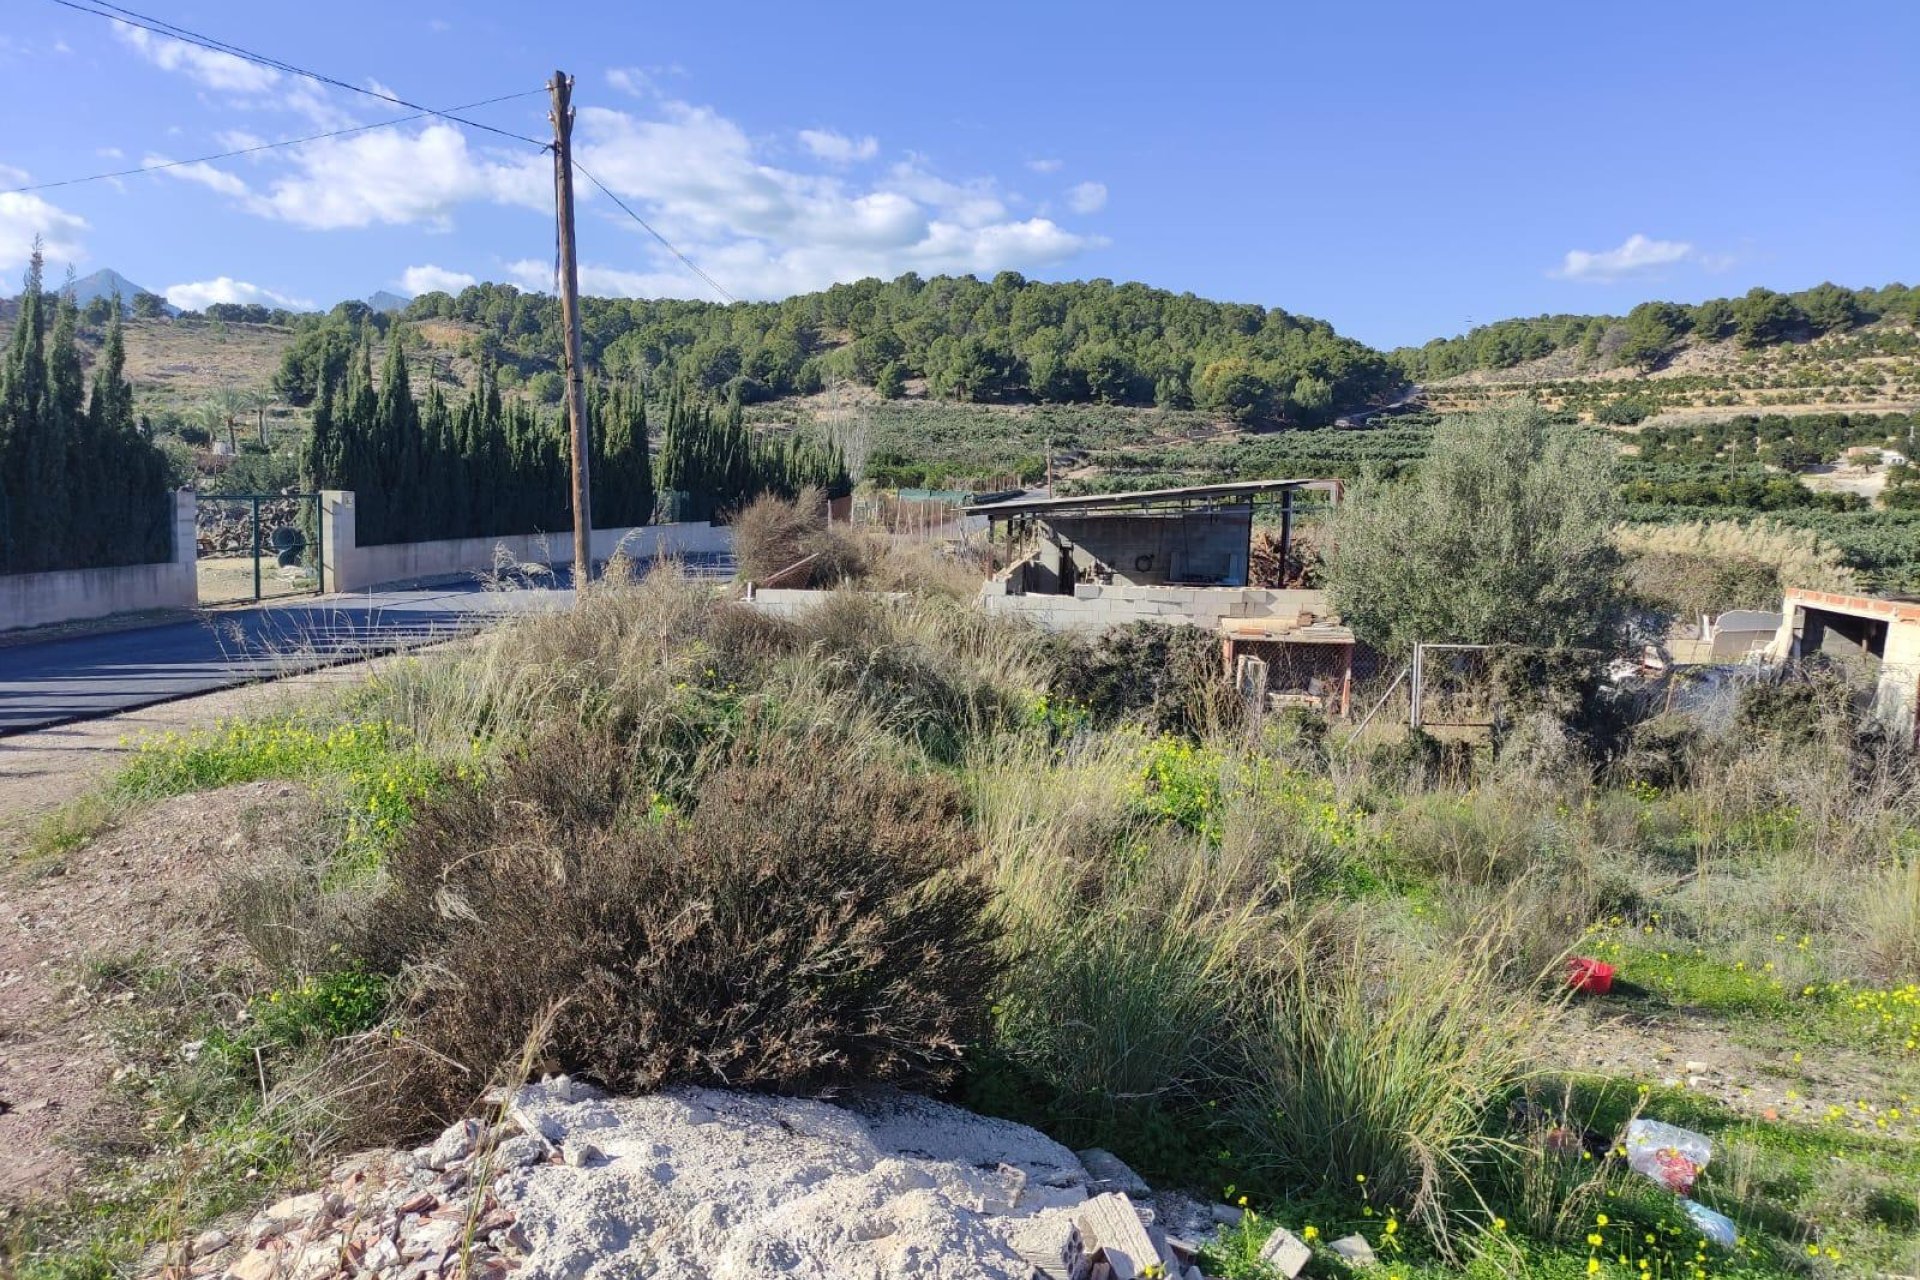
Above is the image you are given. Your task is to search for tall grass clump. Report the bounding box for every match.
[732,486,869,586]
[1229,914,1552,1239]
[1862,854,1920,982]
[1617,518,1860,617]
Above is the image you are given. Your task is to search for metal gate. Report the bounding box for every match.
[196,492,324,605]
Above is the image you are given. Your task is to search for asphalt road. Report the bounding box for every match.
[0,584,577,735]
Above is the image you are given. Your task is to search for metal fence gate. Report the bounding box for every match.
[196,492,323,605]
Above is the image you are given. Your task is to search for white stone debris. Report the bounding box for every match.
[208,1081,1240,1280]
[1328,1232,1377,1266]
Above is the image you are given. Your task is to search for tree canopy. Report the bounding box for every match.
[1326,402,1625,654]
[0,249,172,574]
[1391,282,1917,380]
[375,271,1401,427]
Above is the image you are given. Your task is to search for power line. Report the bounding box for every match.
[47,0,549,147]
[3,90,547,196]
[45,1,739,307]
[572,160,738,305]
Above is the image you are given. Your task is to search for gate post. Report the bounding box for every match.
[250,495,262,601]
[319,491,356,593]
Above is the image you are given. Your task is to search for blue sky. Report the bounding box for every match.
[2,0,1915,349]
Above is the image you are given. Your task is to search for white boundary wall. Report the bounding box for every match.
[319,490,731,592]
[0,490,197,632]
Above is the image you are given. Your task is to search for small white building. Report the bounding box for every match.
[1768,589,1920,746]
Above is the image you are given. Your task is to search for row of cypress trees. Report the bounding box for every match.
[301,334,848,546]
[0,248,173,575]
[654,384,850,522]
[302,341,654,546]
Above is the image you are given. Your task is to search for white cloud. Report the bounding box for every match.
[606,67,651,98]
[112,20,278,94]
[399,264,478,295]
[152,124,547,230]
[1026,158,1063,174]
[140,89,1103,300]
[0,192,87,273]
[1065,181,1107,214]
[146,154,253,198]
[163,276,313,311]
[798,128,879,164]
[1553,233,1698,283]
[96,146,125,160]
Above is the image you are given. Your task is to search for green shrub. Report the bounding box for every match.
[117,716,448,870]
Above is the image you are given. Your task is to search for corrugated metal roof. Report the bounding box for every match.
[972,478,1328,518]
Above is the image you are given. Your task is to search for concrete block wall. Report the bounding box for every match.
[319,490,734,592]
[0,490,197,632]
[978,583,1328,633]
[1040,510,1252,587]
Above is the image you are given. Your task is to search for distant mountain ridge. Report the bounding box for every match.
[366,290,411,314]
[66,268,173,311]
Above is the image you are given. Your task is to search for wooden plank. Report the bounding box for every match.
[1077,1192,1159,1280]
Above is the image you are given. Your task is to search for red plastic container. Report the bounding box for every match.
[1566,956,1615,995]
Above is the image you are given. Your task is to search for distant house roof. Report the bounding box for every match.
[972,478,1338,520]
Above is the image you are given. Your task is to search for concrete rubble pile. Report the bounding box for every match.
[196,500,305,557]
[196,1079,1332,1280]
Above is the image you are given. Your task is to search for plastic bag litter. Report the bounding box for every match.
[1682,1199,1737,1248]
[1624,1119,1712,1194]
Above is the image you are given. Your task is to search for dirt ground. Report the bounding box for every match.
[0,784,290,1202]
[0,665,392,1205]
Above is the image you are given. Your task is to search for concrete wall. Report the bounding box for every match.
[319,490,733,592]
[1,491,197,632]
[980,580,1327,633]
[742,586,909,619]
[1035,509,1251,588]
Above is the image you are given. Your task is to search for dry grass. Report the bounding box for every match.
[1616,518,1861,607]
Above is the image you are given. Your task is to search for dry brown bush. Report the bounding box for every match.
[374,727,1002,1123]
[732,487,869,586]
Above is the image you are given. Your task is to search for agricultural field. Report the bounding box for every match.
[1426,323,1920,425]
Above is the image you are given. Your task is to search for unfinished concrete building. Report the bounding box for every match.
[1768,589,1920,746]
[977,479,1337,594]
[975,480,1357,715]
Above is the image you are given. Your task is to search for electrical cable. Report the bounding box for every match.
[2,89,547,195]
[571,160,738,304]
[47,0,548,146]
[46,0,740,306]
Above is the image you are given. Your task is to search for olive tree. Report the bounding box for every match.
[1326,401,1625,655]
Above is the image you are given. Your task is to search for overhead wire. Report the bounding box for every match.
[2,90,547,195]
[572,161,738,305]
[44,0,741,305]
[47,0,548,146]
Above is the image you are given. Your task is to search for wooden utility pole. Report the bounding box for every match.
[550,70,592,591]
